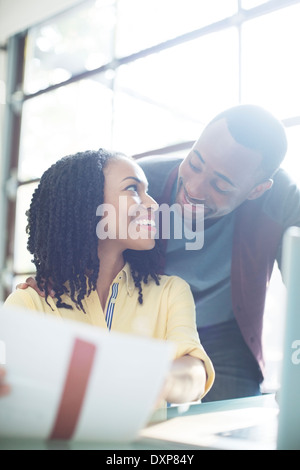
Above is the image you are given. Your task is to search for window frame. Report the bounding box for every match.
[2,0,300,287]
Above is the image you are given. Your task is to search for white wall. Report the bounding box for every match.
[0,0,83,43]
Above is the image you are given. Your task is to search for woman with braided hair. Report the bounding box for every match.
[4,148,214,404]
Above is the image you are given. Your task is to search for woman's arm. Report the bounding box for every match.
[163,277,215,402]
[163,355,206,404]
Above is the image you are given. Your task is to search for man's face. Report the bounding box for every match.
[176,118,271,222]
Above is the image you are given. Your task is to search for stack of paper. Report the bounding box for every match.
[0,305,174,442]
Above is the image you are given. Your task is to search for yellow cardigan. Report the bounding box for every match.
[4,263,215,398]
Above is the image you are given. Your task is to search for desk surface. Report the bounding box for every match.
[0,394,278,450]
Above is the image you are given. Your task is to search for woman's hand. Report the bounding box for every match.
[0,367,10,397]
[161,355,207,404]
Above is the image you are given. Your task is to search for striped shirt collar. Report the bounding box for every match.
[118,262,135,297]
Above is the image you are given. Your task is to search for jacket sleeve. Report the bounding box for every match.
[264,169,300,270]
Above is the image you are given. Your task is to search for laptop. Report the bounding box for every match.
[276,226,300,450]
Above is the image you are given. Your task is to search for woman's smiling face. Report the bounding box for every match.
[98,156,158,252]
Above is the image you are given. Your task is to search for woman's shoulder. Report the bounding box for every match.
[4,287,55,312]
[149,273,191,292]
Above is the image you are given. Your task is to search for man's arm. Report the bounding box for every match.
[269,169,300,270]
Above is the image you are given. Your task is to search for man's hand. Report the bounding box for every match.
[0,367,10,397]
[16,277,55,298]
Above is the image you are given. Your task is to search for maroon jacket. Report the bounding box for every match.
[139,155,300,373]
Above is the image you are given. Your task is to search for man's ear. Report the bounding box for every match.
[247,179,273,201]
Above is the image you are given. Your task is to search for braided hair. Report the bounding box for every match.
[26,149,161,312]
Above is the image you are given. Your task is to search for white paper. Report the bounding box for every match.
[0,304,174,442]
[140,406,278,450]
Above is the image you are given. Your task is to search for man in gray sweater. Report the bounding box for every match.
[138,104,300,401]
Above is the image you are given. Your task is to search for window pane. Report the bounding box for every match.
[241,0,271,9]
[113,28,239,155]
[241,4,300,119]
[116,0,238,57]
[13,183,38,273]
[18,76,113,182]
[24,0,116,94]
[112,91,201,156]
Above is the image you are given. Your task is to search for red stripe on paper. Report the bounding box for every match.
[48,338,96,440]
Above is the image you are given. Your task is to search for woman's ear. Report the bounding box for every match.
[247,179,273,201]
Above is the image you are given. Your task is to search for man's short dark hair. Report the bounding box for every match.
[209,104,288,177]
